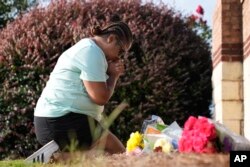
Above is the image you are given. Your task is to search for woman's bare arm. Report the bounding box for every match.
[83,60,124,105]
[83,75,118,105]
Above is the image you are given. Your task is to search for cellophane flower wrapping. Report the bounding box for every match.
[141,115,182,154]
[210,119,250,152]
[178,116,250,153]
[126,115,250,155]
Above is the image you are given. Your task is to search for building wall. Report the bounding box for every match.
[212,0,244,135]
[212,2,222,56]
[242,0,250,139]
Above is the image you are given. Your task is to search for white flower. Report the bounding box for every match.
[153,138,173,153]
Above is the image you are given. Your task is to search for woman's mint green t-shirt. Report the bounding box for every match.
[34,38,108,121]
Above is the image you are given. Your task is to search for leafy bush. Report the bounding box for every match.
[0,0,37,28]
[0,0,212,159]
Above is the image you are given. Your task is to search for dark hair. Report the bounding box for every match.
[91,21,133,51]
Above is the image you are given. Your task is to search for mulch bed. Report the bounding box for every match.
[52,151,229,167]
[103,153,229,167]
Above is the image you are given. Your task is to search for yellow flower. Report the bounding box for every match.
[126,131,144,152]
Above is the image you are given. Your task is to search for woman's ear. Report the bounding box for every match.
[107,34,116,44]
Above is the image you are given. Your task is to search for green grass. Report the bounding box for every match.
[0,153,106,167]
[0,160,41,167]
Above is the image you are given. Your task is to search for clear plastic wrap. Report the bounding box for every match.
[211,120,250,151]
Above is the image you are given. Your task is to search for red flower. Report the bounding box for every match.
[196,5,204,15]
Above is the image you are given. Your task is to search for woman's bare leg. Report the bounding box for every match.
[91,130,125,154]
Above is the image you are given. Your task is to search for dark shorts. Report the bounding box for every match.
[34,112,104,151]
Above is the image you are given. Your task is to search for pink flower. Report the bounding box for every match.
[196,5,204,15]
[192,135,208,152]
[184,116,197,131]
[179,116,218,153]
[179,137,193,152]
[194,117,217,140]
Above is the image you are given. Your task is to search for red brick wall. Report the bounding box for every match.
[212,0,243,67]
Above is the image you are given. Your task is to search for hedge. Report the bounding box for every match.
[0,0,212,159]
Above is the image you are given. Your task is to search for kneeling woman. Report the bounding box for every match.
[34,21,133,154]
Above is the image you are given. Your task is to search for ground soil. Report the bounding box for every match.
[103,152,229,167]
[55,152,229,167]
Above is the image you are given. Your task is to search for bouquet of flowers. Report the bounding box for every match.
[126,115,182,155]
[178,116,217,153]
[179,116,250,153]
[126,115,250,155]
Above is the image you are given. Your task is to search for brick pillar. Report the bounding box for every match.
[242,0,250,140]
[212,0,243,135]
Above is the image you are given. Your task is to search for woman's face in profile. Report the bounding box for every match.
[105,35,126,61]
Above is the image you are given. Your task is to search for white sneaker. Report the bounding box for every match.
[25,140,59,163]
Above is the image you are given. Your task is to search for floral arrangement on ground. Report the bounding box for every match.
[126,115,250,155]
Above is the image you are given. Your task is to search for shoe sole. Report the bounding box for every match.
[25,140,59,163]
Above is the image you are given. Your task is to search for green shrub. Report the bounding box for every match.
[0,0,37,29]
[0,0,212,159]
